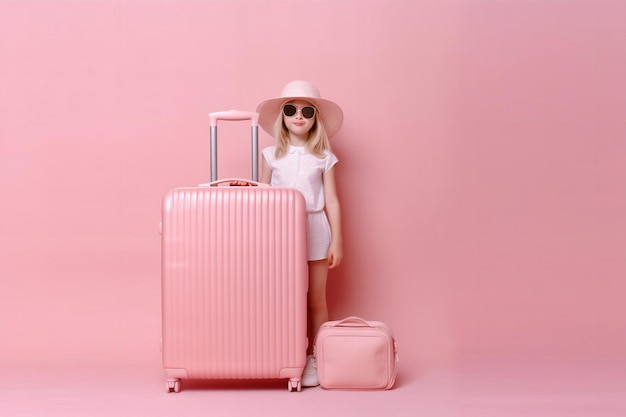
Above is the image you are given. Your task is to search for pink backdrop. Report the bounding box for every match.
[1,0,625,402]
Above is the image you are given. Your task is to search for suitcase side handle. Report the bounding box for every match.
[208,110,260,183]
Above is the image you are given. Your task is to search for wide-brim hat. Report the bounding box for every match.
[256,80,344,138]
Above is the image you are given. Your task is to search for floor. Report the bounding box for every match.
[1,353,624,417]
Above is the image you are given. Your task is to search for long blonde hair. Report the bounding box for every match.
[273,102,331,159]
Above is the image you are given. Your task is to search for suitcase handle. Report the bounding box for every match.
[199,179,269,187]
[208,110,260,183]
[209,110,259,126]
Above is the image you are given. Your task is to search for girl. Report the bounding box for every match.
[256,80,344,387]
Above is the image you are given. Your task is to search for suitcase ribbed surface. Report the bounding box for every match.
[161,186,308,379]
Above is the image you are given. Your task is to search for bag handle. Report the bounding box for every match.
[333,317,372,327]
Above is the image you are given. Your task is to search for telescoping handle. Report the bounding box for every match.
[208,110,260,182]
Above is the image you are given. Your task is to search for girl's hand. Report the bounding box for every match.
[327,241,343,269]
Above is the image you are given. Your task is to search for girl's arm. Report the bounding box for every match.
[323,166,343,269]
[260,156,272,184]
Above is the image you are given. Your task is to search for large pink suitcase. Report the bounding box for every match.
[161,111,308,393]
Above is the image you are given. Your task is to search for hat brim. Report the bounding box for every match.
[256,96,344,139]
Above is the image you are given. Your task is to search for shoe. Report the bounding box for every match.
[301,355,320,387]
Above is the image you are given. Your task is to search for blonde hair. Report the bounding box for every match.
[273,102,331,159]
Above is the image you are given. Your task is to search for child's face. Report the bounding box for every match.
[283,100,316,139]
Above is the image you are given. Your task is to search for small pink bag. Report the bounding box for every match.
[314,317,398,390]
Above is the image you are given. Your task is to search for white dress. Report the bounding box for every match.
[262,145,338,261]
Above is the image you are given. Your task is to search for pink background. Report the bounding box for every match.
[1,1,625,416]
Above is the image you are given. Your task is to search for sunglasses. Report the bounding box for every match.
[282,104,316,119]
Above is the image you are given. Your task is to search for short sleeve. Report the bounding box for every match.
[324,151,339,172]
[262,146,275,169]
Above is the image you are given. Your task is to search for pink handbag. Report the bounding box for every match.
[314,317,398,390]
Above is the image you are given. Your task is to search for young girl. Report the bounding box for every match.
[256,80,344,387]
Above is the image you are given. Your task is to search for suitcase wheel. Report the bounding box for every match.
[166,379,181,393]
[288,379,302,392]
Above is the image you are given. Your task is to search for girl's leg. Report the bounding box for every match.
[301,259,329,387]
[307,259,329,355]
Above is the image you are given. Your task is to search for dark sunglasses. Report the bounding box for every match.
[282,104,316,119]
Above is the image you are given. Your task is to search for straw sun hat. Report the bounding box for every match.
[256,80,344,138]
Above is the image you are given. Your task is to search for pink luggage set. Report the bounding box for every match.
[161,111,398,393]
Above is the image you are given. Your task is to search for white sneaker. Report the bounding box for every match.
[301,355,319,387]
